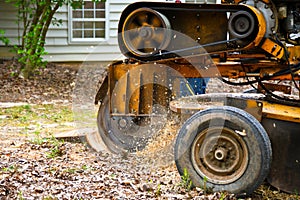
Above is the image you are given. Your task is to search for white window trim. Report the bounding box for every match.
[68,0,110,44]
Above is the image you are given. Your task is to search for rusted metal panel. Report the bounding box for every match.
[262,118,300,194]
[257,81,292,94]
[95,74,108,104]
[108,62,172,116]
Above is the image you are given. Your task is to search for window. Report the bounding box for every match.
[69,0,107,43]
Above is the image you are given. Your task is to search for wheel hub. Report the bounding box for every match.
[235,17,250,33]
[191,127,249,184]
[214,147,228,161]
[138,26,153,39]
[118,118,129,129]
[112,117,138,134]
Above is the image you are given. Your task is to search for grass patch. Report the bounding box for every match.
[179,168,193,191]
[0,103,74,135]
[46,136,65,158]
[28,130,66,159]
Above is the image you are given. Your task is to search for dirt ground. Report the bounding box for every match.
[0,60,299,199]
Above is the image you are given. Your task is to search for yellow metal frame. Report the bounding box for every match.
[169,94,300,123]
[262,101,300,123]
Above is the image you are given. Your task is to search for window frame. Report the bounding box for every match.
[68,0,109,44]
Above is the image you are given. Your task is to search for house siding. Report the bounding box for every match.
[0,0,216,62]
[0,1,20,45]
[44,0,130,62]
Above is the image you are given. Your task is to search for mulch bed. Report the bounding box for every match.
[0,59,298,199]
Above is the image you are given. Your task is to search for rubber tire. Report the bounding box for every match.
[174,106,272,195]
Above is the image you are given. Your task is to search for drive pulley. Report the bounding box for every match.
[228,10,256,39]
[121,8,171,59]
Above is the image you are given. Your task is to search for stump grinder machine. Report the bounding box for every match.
[89,0,300,195]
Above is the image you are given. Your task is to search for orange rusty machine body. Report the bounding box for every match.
[91,0,300,196]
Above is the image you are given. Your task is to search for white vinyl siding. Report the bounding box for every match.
[0,1,20,45]
[43,0,131,62]
[39,0,127,62]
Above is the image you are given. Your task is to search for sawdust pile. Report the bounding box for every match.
[135,115,181,168]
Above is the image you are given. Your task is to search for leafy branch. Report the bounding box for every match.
[5,0,105,78]
[0,29,10,46]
